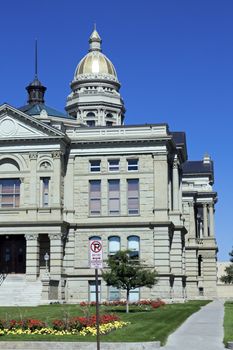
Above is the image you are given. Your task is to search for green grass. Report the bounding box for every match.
[224,302,233,345]
[0,300,210,345]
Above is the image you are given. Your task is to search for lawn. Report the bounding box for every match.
[0,300,209,345]
[224,302,233,345]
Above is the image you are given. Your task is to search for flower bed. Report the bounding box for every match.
[80,299,165,308]
[0,315,129,337]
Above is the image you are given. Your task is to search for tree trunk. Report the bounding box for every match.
[126,289,130,313]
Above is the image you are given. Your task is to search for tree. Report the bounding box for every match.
[220,247,233,284]
[102,250,158,313]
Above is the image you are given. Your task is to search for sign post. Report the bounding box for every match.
[90,239,103,350]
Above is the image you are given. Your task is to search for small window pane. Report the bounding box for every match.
[90,160,101,172]
[127,159,138,171]
[108,159,119,172]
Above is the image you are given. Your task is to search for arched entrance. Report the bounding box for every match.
[0,235,26,274]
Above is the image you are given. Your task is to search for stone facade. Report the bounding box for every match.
[0,29,218,303]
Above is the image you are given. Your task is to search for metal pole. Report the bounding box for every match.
[95,268,100,350]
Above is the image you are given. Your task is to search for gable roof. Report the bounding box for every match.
[0,103,68,140]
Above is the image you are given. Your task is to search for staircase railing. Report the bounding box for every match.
[0,273,7,286]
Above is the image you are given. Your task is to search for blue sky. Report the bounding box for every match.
[0,0,232,260]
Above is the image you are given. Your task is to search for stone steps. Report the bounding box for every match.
[0,274,42,306]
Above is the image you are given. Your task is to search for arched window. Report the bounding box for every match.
[108,236,120,255]
[106,113,113,119]
[86,112,96,127]
[127,235,140,258]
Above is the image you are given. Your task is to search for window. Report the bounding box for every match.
[108,236,120,255]
[89,160,101,172]
[89,180,101,216]
[127,159,138,171]
[0,179,20,208]
[109,286,120,301]
[127,235,140,258]
[108,159,119,172]
[108,179,120,215]
[127,179,139,215]
[129,287,139,302]
[41,177,49,207]
[198,255,203,277]
[86,120,96,127]
[89,281,101,302]
[106,121,113,127]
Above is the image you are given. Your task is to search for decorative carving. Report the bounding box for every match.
[25,233,39,241]
[40,161,51,170]
[48,233,63,240]
[52,151,62,159]
[29,152,38,160]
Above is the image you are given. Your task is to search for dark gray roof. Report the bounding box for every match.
[182,160,214,179]
[170,131,188,162]
[19,103,74,120]
[171,131,186,145]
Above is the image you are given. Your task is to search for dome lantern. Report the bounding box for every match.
[89,29,102,52]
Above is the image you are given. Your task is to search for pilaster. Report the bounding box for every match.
[25,233,39,281]
[29,152,38,206]
[48,233,64,280]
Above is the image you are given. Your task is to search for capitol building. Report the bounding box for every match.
[0,29,218,304]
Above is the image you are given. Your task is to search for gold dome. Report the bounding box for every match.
[75,51,117,78]
[73,29,118,81]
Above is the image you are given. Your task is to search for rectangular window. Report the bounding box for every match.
[89,281,101,302]
[41,177,50,207]
[0,179,20,208]
[127,179,139,215]
[89,180,101,216]
[109,286,120,301]
[129,287,139,302]
[89,160,101,172]
[108,159,119,172]
[108,179,120,215]
[127,159,138,171]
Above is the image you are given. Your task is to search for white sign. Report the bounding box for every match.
[90,239,103,269]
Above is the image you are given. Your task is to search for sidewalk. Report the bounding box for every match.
[161,299,225,350]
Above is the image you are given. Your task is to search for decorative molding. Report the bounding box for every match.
[25,233,39,241]
[29,152,38,160]
[52,151,62,159]
[48,233,63,240]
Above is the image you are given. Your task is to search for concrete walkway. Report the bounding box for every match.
[161,299,225,350]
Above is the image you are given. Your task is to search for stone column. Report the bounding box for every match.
[203,203,208,237]
[189,202,196,238]
[25,233,39,281]
[172,157,179,211]
[209,203,215,237]
[52,151,62,206]
[29,152,38,206]
[153,153,168,221]
[48,233,64,280]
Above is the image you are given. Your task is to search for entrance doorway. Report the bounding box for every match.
[0,235,26,274]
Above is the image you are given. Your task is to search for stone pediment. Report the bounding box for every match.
[0,104,65,140]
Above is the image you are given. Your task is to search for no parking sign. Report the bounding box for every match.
[89,239,103,269]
